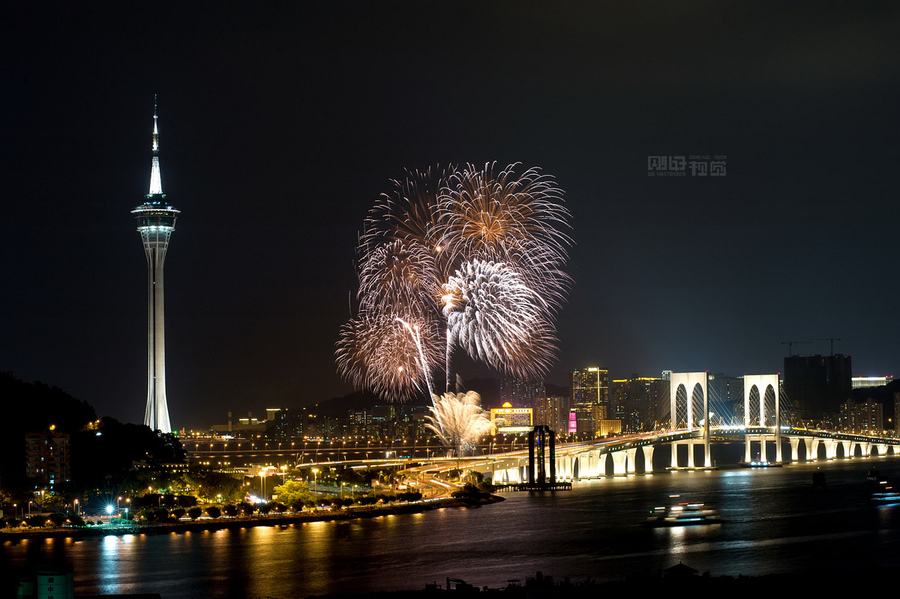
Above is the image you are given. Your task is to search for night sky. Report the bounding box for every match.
[3,2,898,430]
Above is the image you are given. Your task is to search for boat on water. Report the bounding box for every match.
[871,480,900,505]
[645,501,722,527]
[739,459,782,468]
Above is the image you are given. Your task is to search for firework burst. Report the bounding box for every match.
[438,162,572,308]
[336,312,443,402]
[359,166,453,268]
[357,239,441,316]
[337,162,571,414]
[442,260,557,378]
[425,391,492,456]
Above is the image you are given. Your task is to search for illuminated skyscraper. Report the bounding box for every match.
[571,367,609,437]
[132,96,179,433]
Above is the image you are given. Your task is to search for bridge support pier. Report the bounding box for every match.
[610,451,628,475]
[625,448,638,474]
[641,445,655,473]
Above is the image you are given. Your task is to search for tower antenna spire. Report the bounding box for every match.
[149,94,162,195]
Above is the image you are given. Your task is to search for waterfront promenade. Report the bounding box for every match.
[0,495,501,541]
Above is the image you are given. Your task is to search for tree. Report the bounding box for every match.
[136,509,156,523]
[206,506,221,519]
[185,468,244,502]
[188,507,202,520]
[47,512,66,527]
[272,480,314,510]
[71,417,186,490]
[26,515,46,528]
[67,514,86,527]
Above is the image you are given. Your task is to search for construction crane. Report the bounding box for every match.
[781,341,812,357]
[815,337,841,356]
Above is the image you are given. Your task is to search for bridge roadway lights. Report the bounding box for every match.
[481,432,900,485]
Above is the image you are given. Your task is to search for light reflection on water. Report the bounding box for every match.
[6,458,900,598]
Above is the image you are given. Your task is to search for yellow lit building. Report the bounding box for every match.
[490,403,533,435]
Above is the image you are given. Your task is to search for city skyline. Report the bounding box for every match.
[3,2,899,431]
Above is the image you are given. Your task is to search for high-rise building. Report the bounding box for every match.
[500,378,545,408]
[784,354,852,425]
[571,367,609,437]
[534,395,570,434]
[708,372,743,426]
[838,399,883,434]
[612,376,665,432]
[25,429,71,488]
[132,97,180,433]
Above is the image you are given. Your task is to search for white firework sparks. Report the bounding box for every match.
[425,391,492,455]
[442,260,556,378]
[336,312,442,402]
[337,163,571,422]
[357,239,441,316]
[438,162,572,309]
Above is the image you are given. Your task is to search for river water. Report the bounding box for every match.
[5,457,900,598]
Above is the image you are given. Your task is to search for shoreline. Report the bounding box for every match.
[0,495,504,541]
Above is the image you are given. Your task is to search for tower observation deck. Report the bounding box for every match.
[132,96,179,433]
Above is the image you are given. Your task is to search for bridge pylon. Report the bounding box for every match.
[743,374,782,464]
[669,372,711,469]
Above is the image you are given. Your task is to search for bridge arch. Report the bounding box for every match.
[742,374,782,463]
[668,372,710,468]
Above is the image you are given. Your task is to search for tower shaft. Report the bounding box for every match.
[142,228,172,432]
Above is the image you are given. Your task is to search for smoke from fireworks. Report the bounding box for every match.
[425,392,492,456]
[337,162,571,417]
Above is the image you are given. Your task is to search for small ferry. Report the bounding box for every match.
[871,480,900,505]
[645,500,722,527]
[739,459,782,468]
